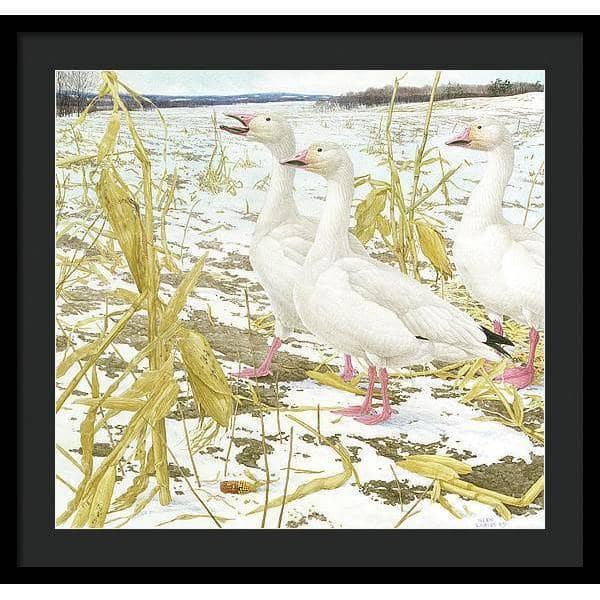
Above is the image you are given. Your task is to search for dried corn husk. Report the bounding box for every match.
[176,328,233,428]
[96,169,148,292]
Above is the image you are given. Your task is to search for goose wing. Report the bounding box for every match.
[506,224,545,268]
[339,256,487,349]
[269,221,316,266]
[501,226,544,322]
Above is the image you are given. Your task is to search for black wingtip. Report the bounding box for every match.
[480,325,514,357]
[481,325,514,347]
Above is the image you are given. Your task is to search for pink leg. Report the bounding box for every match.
[355,367,398,425]
[496,327,540,389]
[493,319,504,337]
[339,354,358,382]
[333,365,377,416]
[232,337,282,379]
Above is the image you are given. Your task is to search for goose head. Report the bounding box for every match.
[280,142,352,179]
[220,112,294,147]
[446,117,511,151]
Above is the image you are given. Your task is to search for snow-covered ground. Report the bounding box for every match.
[55,92,545,529]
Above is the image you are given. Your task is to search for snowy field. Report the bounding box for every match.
[55,92,545,529]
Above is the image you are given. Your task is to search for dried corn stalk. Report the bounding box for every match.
[397,454,543,521]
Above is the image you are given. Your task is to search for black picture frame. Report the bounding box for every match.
[17,21,583,571]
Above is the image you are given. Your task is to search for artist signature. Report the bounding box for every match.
[475,515,507,528]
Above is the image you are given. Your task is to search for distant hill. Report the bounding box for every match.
[66,91,334,111]
[146,92,333,107]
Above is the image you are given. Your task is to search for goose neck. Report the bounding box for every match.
[255,135,298,237]
[306,163,354,269]
[464,142,514,227]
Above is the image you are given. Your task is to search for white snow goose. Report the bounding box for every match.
[446,118,544,389]
[220,113,366,380]
[281,142,513,425]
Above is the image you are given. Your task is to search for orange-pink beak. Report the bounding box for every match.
[220,112,257,136]
[280,148,309,168]
[446,127,472,146]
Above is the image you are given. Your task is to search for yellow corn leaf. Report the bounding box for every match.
[441,481,512,521]
[114,487,160,529]
[111,449,154,514]
[511,388,524,426]
[56,339,103,378]
[306,370,379,397]
[110,288,140,304]
[121,365,173,400]
[408,454,472,475]
[87,466,117,528]
[431,479,441,501]
[97,111,121,162]
[397,457,461,482]
[160,253,207,333]
[246,417,355,516]
[438,494,463,519]
[71,374,178,522]
[74,397,146,411]
[157,513,230,527]
[376,215,391,238]
[414,220,453,280]
[56,154,98,168]
[354,188,388,243]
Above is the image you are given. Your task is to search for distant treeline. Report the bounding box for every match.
[318,79,544,109]
[56,84,332,116]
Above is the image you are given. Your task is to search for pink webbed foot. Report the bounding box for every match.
[334,365,376,417]
[232,365,273,379]
[332,405,374,417]
[495,327,540,389]
[354,367,396,425]
[495,364,535,389]
[231,337,282,380]
[354,406,397,425]
[339,354,358,383]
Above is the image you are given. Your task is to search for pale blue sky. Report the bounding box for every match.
[117,70,545,96]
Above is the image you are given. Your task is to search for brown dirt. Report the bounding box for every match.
[361,479,427,506]
[462,455,544,515]
[232,437,274,469]
[167,462,194,480]
[72,442,112,457]
[185,307,319,383]
[351,434,474,462]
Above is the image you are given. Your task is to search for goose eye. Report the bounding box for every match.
[265,117,271,122]
[317,148,322,152]
[477,125,482,129]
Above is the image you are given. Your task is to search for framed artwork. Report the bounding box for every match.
[17,22,583,569]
